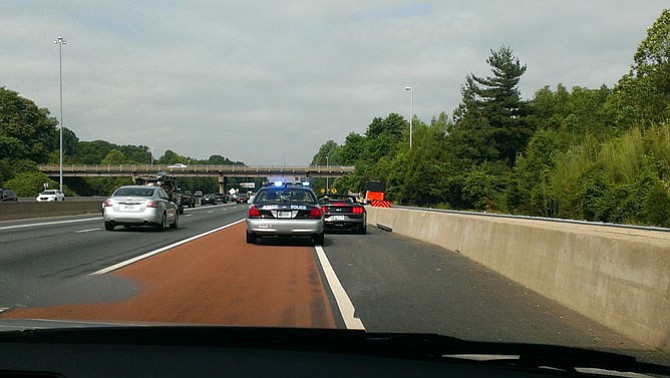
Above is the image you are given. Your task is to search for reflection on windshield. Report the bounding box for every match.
[113,188,155,197]
[255,189,316,204]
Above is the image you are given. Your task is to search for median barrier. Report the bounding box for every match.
[0,201,102,221]
[366,206,670,354]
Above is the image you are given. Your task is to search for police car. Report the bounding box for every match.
[245,182,325,245]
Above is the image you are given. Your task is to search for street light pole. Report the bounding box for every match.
[405,86,413,149]
[54,36,66,191]
[326,156,329,192]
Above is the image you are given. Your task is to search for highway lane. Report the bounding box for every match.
[1,209,668,364]
[0,203,248,308]
[321,229,670,364]
[3,221,336,328]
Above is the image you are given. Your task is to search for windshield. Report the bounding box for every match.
[113,187,155,197]
[255,188,317,204]
[320,196,355,205]
[1,0,669,369]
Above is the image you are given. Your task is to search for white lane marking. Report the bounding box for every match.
[90,219,245,276]
[0,318,149,328]
[185,214,193,217]
[76,228,101,233]
[0,217,100,231]
[314,245,365,330]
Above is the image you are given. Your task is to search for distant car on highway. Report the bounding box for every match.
[234,192,250,204]
[181,190,194,208]
[214,193,228,203]
[202,193,217,205]
[102,185,179,231]
[167,163,187,168]
[0,188,18,202]
[319,194,367,234]
[246,184,324,245]
[36,189,65,202]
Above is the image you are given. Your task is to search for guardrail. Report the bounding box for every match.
[0,201,102,222]
[394,205,670,233]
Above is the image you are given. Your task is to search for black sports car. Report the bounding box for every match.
[319,194,367,234]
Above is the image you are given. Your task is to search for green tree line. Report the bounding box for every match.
[0,87,244,196]
[313,9,670,227]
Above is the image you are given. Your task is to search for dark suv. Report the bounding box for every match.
[0,188,18,202]
[202,193,217,205]
[181,191,194,208]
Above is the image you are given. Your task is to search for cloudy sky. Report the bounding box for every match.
[1,1,667,165]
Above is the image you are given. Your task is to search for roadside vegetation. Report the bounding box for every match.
[311,9,670,227]
[0,86,243,196]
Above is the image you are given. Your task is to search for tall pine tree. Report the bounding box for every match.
[451,46,532,167]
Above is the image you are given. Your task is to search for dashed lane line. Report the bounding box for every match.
[0,217,99,231]
[76,228,101,233]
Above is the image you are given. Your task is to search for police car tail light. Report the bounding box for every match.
[248,205,261,218]
[321,206,328,214]
[309,207,322,219]
[352,207,364,214]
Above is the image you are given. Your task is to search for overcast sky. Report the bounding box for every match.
[1,1,667,165]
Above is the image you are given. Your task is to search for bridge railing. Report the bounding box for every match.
[36,164,356,176]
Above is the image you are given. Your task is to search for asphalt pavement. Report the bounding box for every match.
[1,205,668,365]
[322,228,670,365]
[0,203,245,308]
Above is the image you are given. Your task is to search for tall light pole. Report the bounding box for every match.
[405,86,413,149]
[54,36,66,191]
[325,156,329,193]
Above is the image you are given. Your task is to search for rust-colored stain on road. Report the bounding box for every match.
[2,223,337,328]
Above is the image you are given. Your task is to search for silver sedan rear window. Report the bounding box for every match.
[113,187,155,197]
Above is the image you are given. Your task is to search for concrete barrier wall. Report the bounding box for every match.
[0,201,102,222]
[367,206,670,353]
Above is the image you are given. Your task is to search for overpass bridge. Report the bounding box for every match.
[37,164,355,192]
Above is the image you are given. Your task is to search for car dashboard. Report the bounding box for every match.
[1,326,668,378]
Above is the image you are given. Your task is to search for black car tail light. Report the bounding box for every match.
[352,207,364,214]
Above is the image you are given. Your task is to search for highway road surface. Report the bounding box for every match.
[0,203,668,364]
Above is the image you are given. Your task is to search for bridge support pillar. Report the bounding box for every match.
[218,174,227,194]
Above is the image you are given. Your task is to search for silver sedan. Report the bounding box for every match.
[102,185,179,231]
